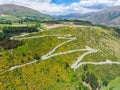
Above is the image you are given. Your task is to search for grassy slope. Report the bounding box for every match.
[0,26,120,89]
[101,76,120,90]
[0,15,19,22]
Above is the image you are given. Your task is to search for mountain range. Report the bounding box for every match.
[57,6,120,26]
[0,4,120,26]
[83,6,120,26]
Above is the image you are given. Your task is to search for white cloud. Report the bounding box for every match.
[0,0,120,15]
[79,0,116,7]
[115,0,120,5]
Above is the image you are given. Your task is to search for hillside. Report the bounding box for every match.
[82,6,120,26]
[0,25,120,90]
[0,4,52,23]
[0,4,50,18]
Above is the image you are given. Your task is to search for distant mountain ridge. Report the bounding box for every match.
[83,6,120,26]
[56,6,120,26]
[0,4,50,18]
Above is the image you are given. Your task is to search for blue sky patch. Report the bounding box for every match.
[51,0,80,5]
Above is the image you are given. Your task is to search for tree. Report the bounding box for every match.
[34,53,40,60]
[82,72,99,90]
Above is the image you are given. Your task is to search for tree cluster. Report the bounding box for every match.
[0,33,10,42]
[74,21,93,26]
[0,39,23,50]
[82,72,99,90]
[2,26,38,34]
[0,19,12,24]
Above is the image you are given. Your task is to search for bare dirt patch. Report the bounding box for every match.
[43,24,66,29]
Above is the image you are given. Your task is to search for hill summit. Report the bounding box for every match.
[0,4,49,18]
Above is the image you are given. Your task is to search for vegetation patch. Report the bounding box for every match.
[0,39,23,50]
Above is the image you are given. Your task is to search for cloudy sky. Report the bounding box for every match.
[0,0,120,15]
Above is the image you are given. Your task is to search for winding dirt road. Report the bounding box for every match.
[1,60,37,75]
[76,60,120,69]
[1,33,120,75]
[71,47,98,70]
